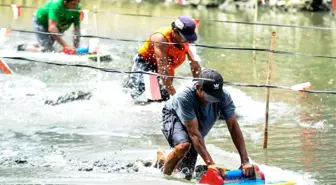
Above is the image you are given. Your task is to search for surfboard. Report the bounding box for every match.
[1,28,113,62]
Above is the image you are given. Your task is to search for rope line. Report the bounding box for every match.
[2,56,336,95]
[9,29,336,60]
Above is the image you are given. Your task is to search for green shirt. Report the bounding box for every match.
[36,0,81,33]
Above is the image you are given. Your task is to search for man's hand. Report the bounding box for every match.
[62,45,76,55]
[240,163,255,178]
[165,84,176,95]
[208,164,226,177]
[189,59,201,77]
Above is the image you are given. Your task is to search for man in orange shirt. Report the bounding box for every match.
[123,16,202,102]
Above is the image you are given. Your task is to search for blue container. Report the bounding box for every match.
[76,47,89,54]
[225,170,243,180]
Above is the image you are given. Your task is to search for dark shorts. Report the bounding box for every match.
[32,14,55,52]
[122,53,170,101]
[161,106,198,178]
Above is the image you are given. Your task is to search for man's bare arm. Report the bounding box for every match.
[189,58,201,77]
[152,33,176,95]
[186,46,201,77]
[226,115,249,164]
[48,20,68,48]
[73,25,80,48]
[185,117,215,165]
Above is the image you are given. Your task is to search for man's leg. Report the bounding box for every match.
[122,54,148,99]
[154,151,166,169]
[163,142,191,176]
[154,148,200,179]
[176,145,198,180]
[17,14,55,52]
[32,14,55,52]
[161,107,195,178]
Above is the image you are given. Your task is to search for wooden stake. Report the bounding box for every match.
[263,31,276,149]
[93,6,101,68]
[264,148,269,164]
[252,0,258,82]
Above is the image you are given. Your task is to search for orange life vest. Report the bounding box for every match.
[138,27,189,76]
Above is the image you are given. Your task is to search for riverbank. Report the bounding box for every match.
[111,0,332,13]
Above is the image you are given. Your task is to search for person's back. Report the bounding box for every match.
[36,0,81,33]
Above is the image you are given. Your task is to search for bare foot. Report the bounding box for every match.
[154,151,166,169]
[33,43,40,48]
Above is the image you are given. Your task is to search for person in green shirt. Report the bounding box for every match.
[17,0,81,54]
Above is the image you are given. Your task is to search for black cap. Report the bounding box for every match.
[196,68,225,102]
[171,16,197,42]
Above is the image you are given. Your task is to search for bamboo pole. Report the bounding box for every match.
[252,0,258,82]
[263,31,276,149]
[264,148,268,164]
[93,5,101,68]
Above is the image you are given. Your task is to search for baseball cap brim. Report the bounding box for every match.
[203,89,225,103]
[177,30,197,42]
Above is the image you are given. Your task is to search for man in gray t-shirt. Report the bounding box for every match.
[158,68,254,180]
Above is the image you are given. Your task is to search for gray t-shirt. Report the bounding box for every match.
[164,82,236,138]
